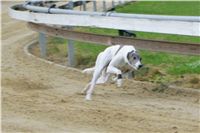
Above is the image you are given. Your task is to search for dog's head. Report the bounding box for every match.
[127,51,143,70]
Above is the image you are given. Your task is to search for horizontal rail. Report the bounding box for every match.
[23,3,200,22]
[10,4,200,36]
[28,23,200,55]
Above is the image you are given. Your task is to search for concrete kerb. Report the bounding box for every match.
[24,41,200,96]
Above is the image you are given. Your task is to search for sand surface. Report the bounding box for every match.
[1,1,200,133]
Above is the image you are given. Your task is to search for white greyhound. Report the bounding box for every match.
[82,45,143,100]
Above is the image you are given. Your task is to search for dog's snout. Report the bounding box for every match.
[138,64,143,69]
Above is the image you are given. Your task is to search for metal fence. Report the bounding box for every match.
[9,0,200,67]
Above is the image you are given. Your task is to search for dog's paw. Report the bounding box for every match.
[81,87,88,95]
[116,79,123,88]
[81,90,86,95]
[110,76,117,84]
[85,94,92,101]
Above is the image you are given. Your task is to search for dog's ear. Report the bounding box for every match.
[127,51,131,60]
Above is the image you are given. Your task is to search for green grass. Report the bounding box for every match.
[140,51,200,75]
[74,41,107,68]
[116,1,200,16]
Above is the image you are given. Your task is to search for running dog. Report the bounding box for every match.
[82,45,143,100]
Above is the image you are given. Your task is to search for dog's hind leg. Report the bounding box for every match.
[85,68,103,100]
[85,51,112,100]
[96,69,110,84]
[81,82,91,94]
[82,53,104,94]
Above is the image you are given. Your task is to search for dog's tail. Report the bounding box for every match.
[82,67,95,74]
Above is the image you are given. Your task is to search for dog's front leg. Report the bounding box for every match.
[107,66,122,87]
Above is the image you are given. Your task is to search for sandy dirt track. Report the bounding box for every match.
[2,1,200,133]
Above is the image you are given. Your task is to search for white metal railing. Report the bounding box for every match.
[10,3,200,36]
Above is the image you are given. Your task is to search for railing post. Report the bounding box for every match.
[67,35,75,67]
[39,32,46,58]
[93,0,97,11]
[67,1,75,67]
[112,0,115,8]
[68,0,74,9]
[82,0,86,11]
[103,0,106,11]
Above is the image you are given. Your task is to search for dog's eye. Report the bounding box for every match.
[133,57,136,60]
